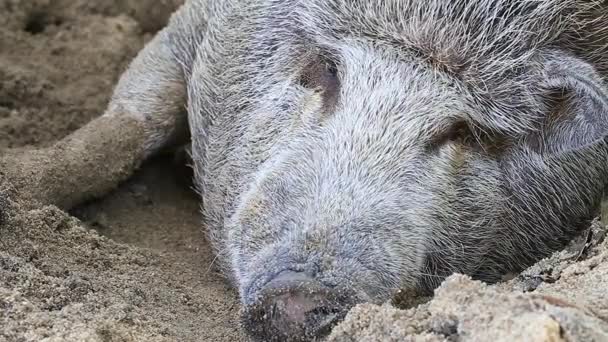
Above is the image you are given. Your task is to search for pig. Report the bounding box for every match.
[8,0,608,341]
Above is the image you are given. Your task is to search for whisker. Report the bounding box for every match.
[203,249,225,277]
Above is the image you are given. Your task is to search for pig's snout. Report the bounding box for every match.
[243,270,359,341]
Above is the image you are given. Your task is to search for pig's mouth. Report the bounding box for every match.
[241,270,362,341]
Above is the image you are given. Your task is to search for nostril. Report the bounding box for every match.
[305,305,343,337]
[242,271,357,342]
[309,305,331,317]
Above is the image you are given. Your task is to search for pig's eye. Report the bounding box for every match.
[429,121,506,153]
[298,57,340,112]
[430,121,475,148]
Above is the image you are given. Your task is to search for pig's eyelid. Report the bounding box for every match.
[428,120,474,148]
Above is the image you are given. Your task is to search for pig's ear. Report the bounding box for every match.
[526,51,608,155]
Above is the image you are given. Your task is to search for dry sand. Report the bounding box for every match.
[1,1,243,341]
[1,1,607,341]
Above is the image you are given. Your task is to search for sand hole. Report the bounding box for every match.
[24,13,46,34]
[24,13,62,35]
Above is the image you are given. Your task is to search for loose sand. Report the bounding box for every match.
[1,1,607,341]
[1,1,243,341]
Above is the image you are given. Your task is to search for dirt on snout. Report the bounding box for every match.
[1,1,608,342]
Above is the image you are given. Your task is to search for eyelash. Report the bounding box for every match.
[429,120,507,155]
[431,121,473,146]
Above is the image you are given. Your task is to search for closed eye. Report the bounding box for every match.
[428,120,506,154]
[429,121,474,149]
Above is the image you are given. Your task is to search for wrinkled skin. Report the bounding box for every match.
[18,0,608,341]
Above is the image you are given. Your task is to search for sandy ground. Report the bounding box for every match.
[1,1,607,341]
[1,1,243,341]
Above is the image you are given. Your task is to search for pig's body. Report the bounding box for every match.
[43,0,608,340]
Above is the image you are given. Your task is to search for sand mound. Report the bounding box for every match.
[1,1,607,341]
[329,220,608,341]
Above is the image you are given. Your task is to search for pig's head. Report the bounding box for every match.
[192,1,608,341]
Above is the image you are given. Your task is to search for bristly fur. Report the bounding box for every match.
[179,0,608,289]
[104,0,608,340]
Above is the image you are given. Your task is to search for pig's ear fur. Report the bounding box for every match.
[526,51,608,155]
